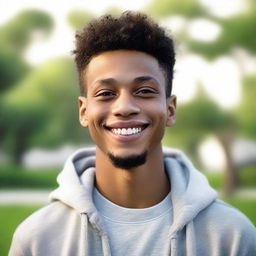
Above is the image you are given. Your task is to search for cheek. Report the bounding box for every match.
[151,101,168,122]
[155,104,169,133]
[86,104,109,137]
[87,102,106,123]
[147,103,168,138]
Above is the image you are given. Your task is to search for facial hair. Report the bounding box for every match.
[107,151,147,170]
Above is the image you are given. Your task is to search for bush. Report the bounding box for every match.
[0,166,59,189]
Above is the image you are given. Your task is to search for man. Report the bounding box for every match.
[9,12,256,256]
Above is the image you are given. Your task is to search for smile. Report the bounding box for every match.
[104,121,149,140]
[111,127,142,136]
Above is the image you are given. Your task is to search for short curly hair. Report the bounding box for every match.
[73,11,175,97]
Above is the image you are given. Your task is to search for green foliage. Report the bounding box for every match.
[0,205,42,255]
[176,98,235,133]
[0,166,59,189]
[236,75,256,139]
[148,0,256,59]
[0,9,54,163]
[0,9,53,92]
[4,57,76,109]
[3,57,91,152]
[0,9,93,163]
[67,10,94,30]
[164,86,236,160]
[240,166,256,187]
[147,0,207,18]
[203,172,225,190]
[0,50,29,92]
[0,9,53,53]
[203,166,256,190]
[188,12,256,58]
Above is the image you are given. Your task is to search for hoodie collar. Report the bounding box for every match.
[162,147,217,235]
[49,146,217,235]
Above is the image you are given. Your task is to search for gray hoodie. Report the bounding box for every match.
[9,147,256,256]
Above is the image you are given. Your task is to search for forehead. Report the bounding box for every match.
[83,50,166,88]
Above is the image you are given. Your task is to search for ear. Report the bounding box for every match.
[78,96,88,128]
[166,95,177,127]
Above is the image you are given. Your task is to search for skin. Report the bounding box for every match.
[79,50,176,208]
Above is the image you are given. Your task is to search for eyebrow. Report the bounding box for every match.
[134,76,158,84]
[95,76,159,86]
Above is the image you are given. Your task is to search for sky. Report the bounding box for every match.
[0,0,252,109]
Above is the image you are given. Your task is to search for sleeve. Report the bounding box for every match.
[231,222,256,256]
[8,231,25,256]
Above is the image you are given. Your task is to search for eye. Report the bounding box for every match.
[95,90,116,98]
[135,88,158,96]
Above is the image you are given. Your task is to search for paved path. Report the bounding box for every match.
[0,189,51,205]
[0,188,256,205]
[231,188,256,198]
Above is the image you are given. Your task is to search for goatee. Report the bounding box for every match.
[108,151,147,170]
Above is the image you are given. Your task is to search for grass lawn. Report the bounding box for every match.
[0,205,42,256]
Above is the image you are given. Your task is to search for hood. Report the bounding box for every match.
[49,146,217,236]
[162,147,217,236]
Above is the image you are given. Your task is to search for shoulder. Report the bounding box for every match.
[19,201,75,227]
[199,199,255,231]
[9,201,79,254]
[15,201,79,235]
[194,199,256,254]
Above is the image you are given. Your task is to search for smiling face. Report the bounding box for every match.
[79,50,176,168]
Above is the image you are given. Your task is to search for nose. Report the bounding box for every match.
[112,91,140,117]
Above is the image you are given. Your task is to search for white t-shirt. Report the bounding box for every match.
[93,188,173,256]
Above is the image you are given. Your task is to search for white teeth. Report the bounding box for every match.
[127,128,132,135]
[111,127,143,136]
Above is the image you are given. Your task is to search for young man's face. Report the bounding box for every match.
[79,50,176,167]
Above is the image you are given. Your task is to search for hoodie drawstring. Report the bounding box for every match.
[80,214,89,256]
[101,234,112,256]
[186,222,196,256]
[81,213,112,256]
[170,235,178,256]
[168,221,196,256]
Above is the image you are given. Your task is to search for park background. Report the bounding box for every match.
[0,0,256,254]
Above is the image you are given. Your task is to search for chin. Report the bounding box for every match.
[107,150,148,170]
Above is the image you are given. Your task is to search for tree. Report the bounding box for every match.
[237,75,256,140]
[0,10,53,160]
[147,0,256,194]
[0,9,53,91]
[3,57,91,164]
[164,86,238,194]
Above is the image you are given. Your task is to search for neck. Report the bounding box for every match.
[95,145,170,208]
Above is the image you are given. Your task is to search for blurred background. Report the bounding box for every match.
[0,0,256,254]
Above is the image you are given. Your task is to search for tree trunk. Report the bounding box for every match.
[13,129,28,165]
[216,132,239,196]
